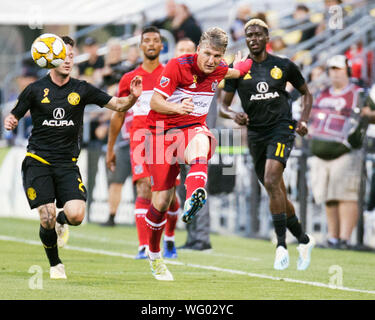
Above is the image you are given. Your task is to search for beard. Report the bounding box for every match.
[144,52,159,61]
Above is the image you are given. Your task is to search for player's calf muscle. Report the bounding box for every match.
[38,204,56,229]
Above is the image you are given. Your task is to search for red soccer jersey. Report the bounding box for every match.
[118,63,164,130]
[147,53,228,130]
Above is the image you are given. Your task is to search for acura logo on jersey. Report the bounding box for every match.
[53,108,65,120]
[256,82,269,93]
[43,108,74,127]
[251,81,279,101]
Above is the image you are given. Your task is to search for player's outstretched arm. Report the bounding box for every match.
[104,76,142,112]
[3,113,19,131]
[106,111,126,172]
[150,92,194,115]
[225,51,253,79]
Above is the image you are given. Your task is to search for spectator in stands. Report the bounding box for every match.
[101,38,124,95]
[151,0,177,33]
[308,55,370,249]
[123,45,141,73]
[171,3,202,46]
[174,37,196,57]
[345,41,373,85]
[229,2,252,42]
[100,41,141,96]
[253,12,268,25]
[292,4,317,42]
[269,36,287,56]
[309,65,330,97]
[78,36,105,85]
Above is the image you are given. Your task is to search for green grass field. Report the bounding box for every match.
[1,217,375,300]
[0,147,10,165]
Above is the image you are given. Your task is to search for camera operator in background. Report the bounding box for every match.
[308,55,373,249]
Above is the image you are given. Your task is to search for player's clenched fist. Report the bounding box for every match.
[106,149,116,172]
[176,97,195,115]
[4,114,18,131]
[296,120,308,136]
[234,112,249,126]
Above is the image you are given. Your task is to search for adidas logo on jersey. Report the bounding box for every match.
[41,97,50,103]
[243,72,252,80]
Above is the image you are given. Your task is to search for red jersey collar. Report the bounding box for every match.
[140,62,163,75]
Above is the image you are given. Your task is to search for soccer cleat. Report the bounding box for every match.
[274,246,289,270]
[149,258,174,281]
[100,217,116,227]
[163,240,178,259]
[50,263,67,279]
[135,246,148,260]
[297,235,316,270]
[182,187,207,224]
[55,222,69,248]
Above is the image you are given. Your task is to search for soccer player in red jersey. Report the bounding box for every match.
[145,27,253,280]
[106,26,181,260]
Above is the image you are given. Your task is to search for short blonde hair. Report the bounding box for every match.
[199,27,228,52]
[244,18,269,33]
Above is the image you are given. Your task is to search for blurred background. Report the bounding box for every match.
[1,0,375,251]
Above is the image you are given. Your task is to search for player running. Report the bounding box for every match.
[106,26,180,260]
[145,27,253,280]
[221,19,315,270]
[3,36,142,279]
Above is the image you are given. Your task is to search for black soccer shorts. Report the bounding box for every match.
[247,121,296,184]
[21,156,87,209]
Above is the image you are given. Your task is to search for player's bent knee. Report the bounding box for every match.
[264,175,280,194]
[68,212,85,225]
[64,200,86,225]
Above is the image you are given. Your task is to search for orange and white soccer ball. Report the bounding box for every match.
[31,33,66,69]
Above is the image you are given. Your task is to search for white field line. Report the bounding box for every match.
[1,235,375,296]
[70,233,261,261]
